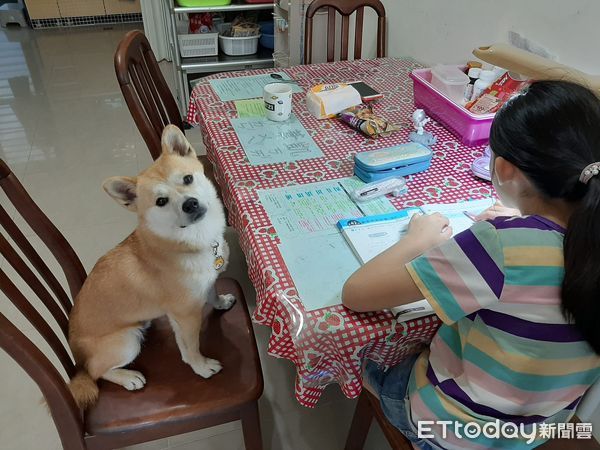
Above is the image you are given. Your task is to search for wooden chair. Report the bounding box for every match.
[113,30,216,186]
[0,159,264,450]
[345,390,600,450]
[345,390,413,450]
[304,0,386,64]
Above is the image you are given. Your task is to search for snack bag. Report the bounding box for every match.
[189,13,213,33]
[306,83,362,119]
[339,106,401,138]
[467,72,529,115]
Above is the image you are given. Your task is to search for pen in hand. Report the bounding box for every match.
[395,306,426,316]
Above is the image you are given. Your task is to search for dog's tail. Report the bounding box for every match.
[68,369,99,410]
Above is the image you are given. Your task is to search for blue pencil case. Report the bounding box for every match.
[354,143,433,182]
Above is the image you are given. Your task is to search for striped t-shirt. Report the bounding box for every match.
[405,215,600,449]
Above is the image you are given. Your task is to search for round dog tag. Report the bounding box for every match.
[214,256,225,270]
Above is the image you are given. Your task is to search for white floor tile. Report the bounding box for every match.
[167,421,242,447]
[169,429,245,450]
[262,398,357,450]
[19,159,139,231]
[121,437,169,450]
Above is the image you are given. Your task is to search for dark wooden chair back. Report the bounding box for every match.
[114,30,183,160]
[0,159,87,450]
[304,0,386,64]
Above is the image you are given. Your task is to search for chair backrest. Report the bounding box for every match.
[114,30,183,160]
[0,159,87,450]
[304,0,386,64]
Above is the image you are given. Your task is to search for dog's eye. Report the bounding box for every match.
[156,197,169,207]
[183,175,193,185]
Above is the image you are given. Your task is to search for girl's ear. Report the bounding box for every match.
[493,156,517,186]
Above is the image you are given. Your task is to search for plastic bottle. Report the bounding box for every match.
[470,70,497,102]
[492,66,507,79]
[463,67,482,104]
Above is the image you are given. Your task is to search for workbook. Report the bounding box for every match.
[337,209,421,264]
[338,198,494,264]
[337,199,493,320]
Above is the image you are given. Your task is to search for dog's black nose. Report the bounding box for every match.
[182,197,200,214]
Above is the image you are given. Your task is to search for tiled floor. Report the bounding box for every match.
[0,24,390,450]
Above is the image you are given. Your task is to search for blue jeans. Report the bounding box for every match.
[363,354,442,450]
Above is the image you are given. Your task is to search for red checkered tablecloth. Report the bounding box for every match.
[188,58,494,407]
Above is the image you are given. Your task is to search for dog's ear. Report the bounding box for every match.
[103,177,138,212]
[161,125,196,158]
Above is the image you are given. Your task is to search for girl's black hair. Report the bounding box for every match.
[489,80,600,354]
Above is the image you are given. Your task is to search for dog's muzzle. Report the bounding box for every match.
[181,197,207,226]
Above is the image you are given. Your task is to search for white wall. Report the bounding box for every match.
[381,0,600,74]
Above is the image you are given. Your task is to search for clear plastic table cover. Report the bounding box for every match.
[188,58,493,407]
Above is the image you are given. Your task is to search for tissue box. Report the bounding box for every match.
[306,83,362,119]
[354,143,433,182]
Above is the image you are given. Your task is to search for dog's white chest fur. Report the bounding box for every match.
[179,238,229,300]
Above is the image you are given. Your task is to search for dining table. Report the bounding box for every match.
[187,57,494,408]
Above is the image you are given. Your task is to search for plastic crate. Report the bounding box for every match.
[178,32,219,58]
[410,67,495,147]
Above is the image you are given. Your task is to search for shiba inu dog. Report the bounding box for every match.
[68,125,235,409]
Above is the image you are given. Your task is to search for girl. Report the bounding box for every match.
[343,80,600,449]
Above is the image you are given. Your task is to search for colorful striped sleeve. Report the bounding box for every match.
[406,220,505,325]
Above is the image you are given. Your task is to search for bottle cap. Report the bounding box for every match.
[467,60,483,69]
[468,68,482,78]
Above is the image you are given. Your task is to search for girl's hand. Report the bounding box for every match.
[406,213,453,250]
[474,201,521,221]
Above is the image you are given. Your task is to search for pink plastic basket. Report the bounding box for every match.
[410,67,495,147]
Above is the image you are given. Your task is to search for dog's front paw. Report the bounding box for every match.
[191,357,222,378]
[106,368,146,391]
[214,293,236,310]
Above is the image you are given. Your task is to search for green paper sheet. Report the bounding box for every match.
[234,99,266,118]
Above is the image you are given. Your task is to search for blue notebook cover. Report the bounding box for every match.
[337,208,419,230]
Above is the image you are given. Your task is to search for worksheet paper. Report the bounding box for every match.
[209,72,303,102]
[258,178,396,240]
[420,198,495,234]
[258,178,396,310]
[231,114,323,166]
[338,209,421,264]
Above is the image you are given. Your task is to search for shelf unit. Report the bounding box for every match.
[168,0,276,114]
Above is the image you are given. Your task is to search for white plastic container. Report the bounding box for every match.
[471,70,497,101]
[218,32,261,56]
[430,65,470,104]
[463,67,481,103]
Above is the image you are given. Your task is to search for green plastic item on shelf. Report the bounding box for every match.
[176,0,232,7]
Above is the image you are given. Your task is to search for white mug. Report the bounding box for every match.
[263,83,292,121]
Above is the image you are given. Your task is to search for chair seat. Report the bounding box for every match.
[85,278,263,437]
